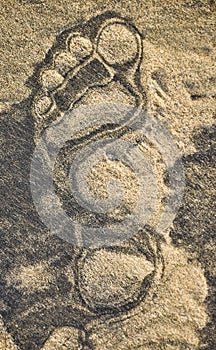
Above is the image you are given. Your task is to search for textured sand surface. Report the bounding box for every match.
[1,1,215,350]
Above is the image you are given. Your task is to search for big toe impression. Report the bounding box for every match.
[97,23,139,66]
